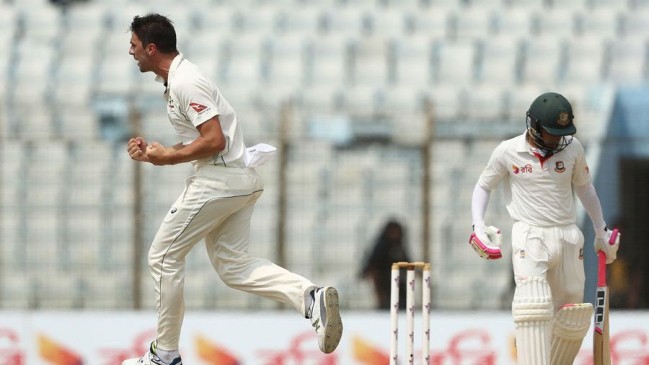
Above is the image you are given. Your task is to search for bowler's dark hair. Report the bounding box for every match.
[129,13,178,54]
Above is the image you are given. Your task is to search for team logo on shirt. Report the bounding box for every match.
[554,161,566,173]
[189,102,208,113]
[512,164,532,174]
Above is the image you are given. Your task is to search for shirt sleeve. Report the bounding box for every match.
[175,78,219,128]
[571,139,591,187]
[477,142,508,191]
[471,183,491,230]
[575,182,606,230]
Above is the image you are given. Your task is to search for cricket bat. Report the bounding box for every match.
[593,228,619,365]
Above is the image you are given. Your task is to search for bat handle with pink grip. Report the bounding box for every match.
[597,228,619,286]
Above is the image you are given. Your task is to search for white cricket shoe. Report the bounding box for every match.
[122,342,182,365]
[309,286,343,354]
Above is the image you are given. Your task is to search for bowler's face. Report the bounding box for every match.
[129,33,152,73]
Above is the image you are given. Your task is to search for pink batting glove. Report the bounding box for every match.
[469,225,503,260]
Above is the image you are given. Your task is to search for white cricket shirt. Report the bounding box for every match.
[157,53,246,168]
[477,132,591,227]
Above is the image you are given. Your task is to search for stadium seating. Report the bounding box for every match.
[620,8,649,36]
[348,35,391,87]
[432,39,477,85]
[561,34,608,86]
[391,34,435,87]
[605,35,648,84]
[475,34,521,86]
[0,0,642,311]
[265,33,309,88]
[365,8,408,37]
[491,6,535,37]
[519,35,563,86]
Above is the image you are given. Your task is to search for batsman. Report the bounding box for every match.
[469,92,621,364]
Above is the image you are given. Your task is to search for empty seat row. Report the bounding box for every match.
[5,32,647,106]
[3,1,649,42]
[0,80,612,142]
[97,5,649,39]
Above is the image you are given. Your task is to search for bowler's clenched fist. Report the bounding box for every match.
[127,137,149,162]
[145,142,171,165]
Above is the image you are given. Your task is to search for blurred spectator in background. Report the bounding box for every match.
[608,217,644,308]
[360,219,411,310]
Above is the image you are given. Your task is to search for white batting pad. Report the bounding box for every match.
[551,303,593,365]
[512,277,554,365]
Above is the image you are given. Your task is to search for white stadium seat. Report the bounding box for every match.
[519,35,562,87]
[476,35,521,86]
[576,8,622,39]
[491,6,535,38]
[265,34,309,88]
[432,39,476,85]
[391,34,434,87]
[304,34,351,87]
[409,5,451,39]
[561,35,607,86]
[365,9,408,37]
[349,35,391,87]
[450,6,492,41]
[534,7,577,37]
[605,36,648,85]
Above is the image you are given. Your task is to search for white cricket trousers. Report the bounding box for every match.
[511,221,586,309]
[148,164,316,351]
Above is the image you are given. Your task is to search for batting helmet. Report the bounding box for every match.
[527,92,576,136]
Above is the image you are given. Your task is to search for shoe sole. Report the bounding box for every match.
[322,287,343,354]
